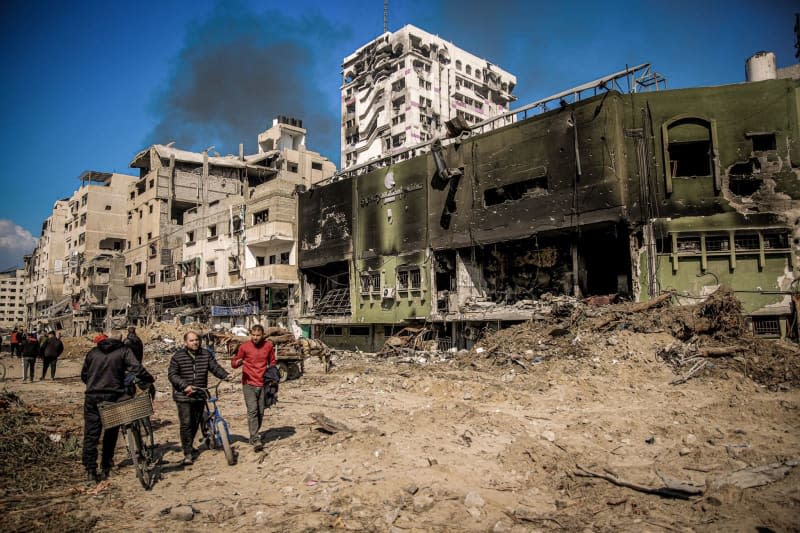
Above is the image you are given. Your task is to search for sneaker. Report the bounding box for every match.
[182,454,194,465]
[86,469,99,484]
[99,467,111,481]
[191,448,201,459]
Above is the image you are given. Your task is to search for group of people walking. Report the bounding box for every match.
[80,324,276,482]
[8,327,64,382]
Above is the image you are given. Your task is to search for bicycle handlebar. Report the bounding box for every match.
[188,374,237,399]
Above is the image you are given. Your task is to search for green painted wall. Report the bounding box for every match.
[352,155,431,325]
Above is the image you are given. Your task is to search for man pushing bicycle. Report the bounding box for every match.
[81,331,155,483]
[168,331,230,465]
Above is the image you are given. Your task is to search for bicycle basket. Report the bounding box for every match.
[98,394,154,428]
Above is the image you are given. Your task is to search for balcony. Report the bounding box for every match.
[245,264,297,285]
[146,279,183,298]
[245,221,294,245]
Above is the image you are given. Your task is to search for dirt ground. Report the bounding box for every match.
[1,312,799,532]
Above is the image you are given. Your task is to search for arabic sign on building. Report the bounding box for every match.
[211,303,259,317]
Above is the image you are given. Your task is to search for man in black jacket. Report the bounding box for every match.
[168,331,229,465]
[21,333,40,382]
[41,331,64,380]
[124,326,144,362]
[81,335,154,482]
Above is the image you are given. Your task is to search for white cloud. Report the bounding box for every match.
[0,219,37,270]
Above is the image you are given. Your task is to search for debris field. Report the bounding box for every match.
[1,290,798,532]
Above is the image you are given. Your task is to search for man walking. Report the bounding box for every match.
[230,324,276,451]
[10,327,21,357]
[168,331,230,465]
[41,331,64,380]
[124,326,144,363]
[21,332,40,382]
[81,332,154,482]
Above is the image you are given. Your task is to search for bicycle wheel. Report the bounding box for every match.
[124,428,142,482]
[127,423,154,490]
[136,419,158,489]
[215,420,236,465]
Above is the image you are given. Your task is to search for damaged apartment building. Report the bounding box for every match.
[341,24,516,170]
[298,57,800,351]
[126,117,334,325]
[24,172,135,334]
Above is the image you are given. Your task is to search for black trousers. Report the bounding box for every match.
[82,393,122,471]
[41,357,57,379]
[176,401,205,455]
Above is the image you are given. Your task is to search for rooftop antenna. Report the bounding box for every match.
[383,0,388,33]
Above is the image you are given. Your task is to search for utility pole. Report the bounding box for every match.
[383,0,388,33]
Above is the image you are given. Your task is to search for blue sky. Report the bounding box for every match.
[0,0,797,269]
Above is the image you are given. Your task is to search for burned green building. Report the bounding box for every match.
[298,70,800,350]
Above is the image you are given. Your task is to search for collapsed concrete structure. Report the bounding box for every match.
[125,117,334,326]
[299,64,800,351]
[23,172,136,334]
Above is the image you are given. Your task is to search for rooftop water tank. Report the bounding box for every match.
[745,51,777,82]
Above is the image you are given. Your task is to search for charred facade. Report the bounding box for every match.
[299,76,800,349]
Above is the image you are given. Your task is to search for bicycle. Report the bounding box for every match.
[98,393,159,489]
[196,380,236,466]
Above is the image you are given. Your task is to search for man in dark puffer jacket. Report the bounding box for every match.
[81,334,154,483]
[168,331,230,465]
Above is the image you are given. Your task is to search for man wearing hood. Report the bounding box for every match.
[81,332,154,483]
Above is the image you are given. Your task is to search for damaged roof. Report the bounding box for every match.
[130,144,279,169]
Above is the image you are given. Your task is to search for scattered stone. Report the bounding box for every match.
[464,491,485,508]
[255,511,266,525]
[310,493,330,512]
[385,507,400,525]
[463,392,472,400]
[231,501,246,516]
[403,483,419,495]
[492,520,511,532]
[679,447,691,456]
[684,434,698,445]
[541,430,556,442]
[169,506,195,521]
[466,506,481,519]
[413,493,435,513]
[645,436,655,445]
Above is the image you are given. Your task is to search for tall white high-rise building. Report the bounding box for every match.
[0,268,27,330]
[341,24,516,169]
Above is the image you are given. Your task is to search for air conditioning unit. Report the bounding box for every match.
[382,287,395,299]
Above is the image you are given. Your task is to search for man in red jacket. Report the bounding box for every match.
[230,324,276,451]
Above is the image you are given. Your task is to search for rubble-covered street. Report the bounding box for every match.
[0,294,798,532]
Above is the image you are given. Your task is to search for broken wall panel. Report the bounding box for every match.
[463,93,628,245]
[298,179,353,268]
[629,79,800,218]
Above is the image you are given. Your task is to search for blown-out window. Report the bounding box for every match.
[662,116,718,194]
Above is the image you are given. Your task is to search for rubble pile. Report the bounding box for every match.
[468,286,799,388]
[0,392,94,532]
